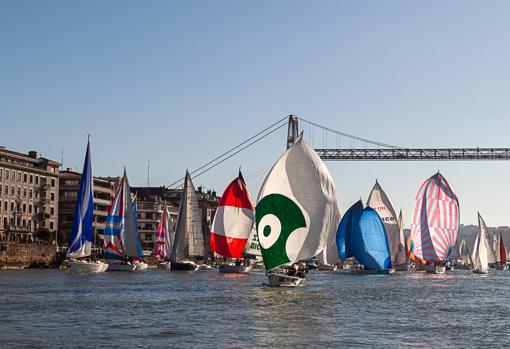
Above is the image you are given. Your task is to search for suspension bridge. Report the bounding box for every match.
[168,115,510,188]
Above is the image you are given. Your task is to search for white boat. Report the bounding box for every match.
[218,263,252,274]
[64,138,107,274]
[255,136,340,287]
[472,213,490,275]
[267,272,304,287]
[157,261,171,270]
[67,259,108,274]
[317,264,338,272]
[107,261,136,272]
[169,170,205,272]
[134,261,148,270]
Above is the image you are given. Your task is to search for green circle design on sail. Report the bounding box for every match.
[256,193,307,271]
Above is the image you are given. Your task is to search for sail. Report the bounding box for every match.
[210,171,255,258]
[318,206,341,266]
[500,233,507,265]
[132,195,144,260]
[395,210,407,265]
[409,172,460,264]
[153,205,173,262]
[243,225,262,258]
[104,169,139,259]
[351,208,391,271]
[336,200,364,261]
[170,170,205,262]
[67,140,94,258]
[367,181,400,263]
[255,137,340,271]
[473,213,489,272]
[471,233,480,270]
[487,232,497,264]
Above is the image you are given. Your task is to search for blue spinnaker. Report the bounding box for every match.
[336,200,363,260]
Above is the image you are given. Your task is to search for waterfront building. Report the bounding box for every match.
[58,169,117,248]
[0,147,60,242]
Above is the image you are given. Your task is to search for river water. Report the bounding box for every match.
[0,268,508,348]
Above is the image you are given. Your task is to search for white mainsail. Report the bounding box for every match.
[395,209,407,265]
[255,137,340,271]
[367,180,400,264]
[487,231,497,265]
[472,213,489,273]
[243,225,262,258]
[170,170,205,262]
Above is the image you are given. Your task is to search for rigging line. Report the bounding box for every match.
[188,122,287,184]
[166,116,288,188]
[297,117,402,149]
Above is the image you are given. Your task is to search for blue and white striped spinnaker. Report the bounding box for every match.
[67,139,94,258]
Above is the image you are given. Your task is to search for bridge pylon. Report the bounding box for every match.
[287,115,299,149]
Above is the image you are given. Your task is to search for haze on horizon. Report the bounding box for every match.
[1,1,510,226]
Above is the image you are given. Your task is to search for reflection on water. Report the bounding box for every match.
[0,269,509,348]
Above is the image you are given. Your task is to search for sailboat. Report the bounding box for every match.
[367,180,400,271]
[487,232,497,267]
[395,210,408,270]
[66,138,108,273]
[211,170,255,274]
[170,170,205,272]
[255,136,340,287]
[103,169,139,272]
[496,233,507,270]
[152,205,174,269]
[317,206,341,272]
[408,172,460,274]
[472,213,490,274]
[336,200,391,273]
[243,225,263,269]
[132,195,148,270]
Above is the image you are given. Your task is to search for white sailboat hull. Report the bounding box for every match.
[218,263,252,274]
[107,262,136,272]
[66,260,108,274]
[473,269,488,274]
[134,261,148,270]
[171,260,199,272]
[267,272,304,287]
[317,264,337,272]
[157,262,171,270]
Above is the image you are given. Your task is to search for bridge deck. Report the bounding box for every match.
[315,148,510,161]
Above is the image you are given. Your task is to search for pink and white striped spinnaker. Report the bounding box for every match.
[409,172,460,264]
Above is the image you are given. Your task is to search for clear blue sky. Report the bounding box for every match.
[1,1,510,226]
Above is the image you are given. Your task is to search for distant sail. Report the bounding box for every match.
[351,207,392,271]
[367,180,400,263]
[210,171,255,258]
[170,171,205,262]
[336,200,364,261]
[395,210,407,265]
[104,169,139,259]
[318,206,341,266]
[256,137,340,271]
[472,213,489,273]
[132,195,144,260]
[67,139,94,258]
[489,233,497,265]
[153,205,174,262]
[409,172,460,264]
[500,233,507,265]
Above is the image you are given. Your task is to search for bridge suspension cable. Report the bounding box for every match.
[167,116,288,188]
[297,117,402,149]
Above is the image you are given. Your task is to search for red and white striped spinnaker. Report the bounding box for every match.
[409,172,460,264]
[152,205,174,262]
[210,171,255,258]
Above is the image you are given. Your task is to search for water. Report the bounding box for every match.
[0,269,509,348]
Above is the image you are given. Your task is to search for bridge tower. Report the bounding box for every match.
[286,115,299,149]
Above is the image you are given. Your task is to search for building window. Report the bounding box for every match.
[10,202,14,211]
[51,179,55,187]
[3,186,6,195]
[17,172,21,182]
[29,175,33,184]
[5,170,9,180]
[10,171,14,181]
[22,204,26,213]
[50,222,54,230]
[145,234,153,241]
[35,176,39,184]
[0,169,2,179]
[29,190,32,198]
[0,185,2,197]
[50,207,54,215]
[3,201,6,210]
[29,205,32,214]
[16,188,20,196]
[23,189,27,197]
[23,174,27,182]
[10,187,14,196]
[50,192,55,201]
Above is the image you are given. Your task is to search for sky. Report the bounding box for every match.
[1,1,510,226]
